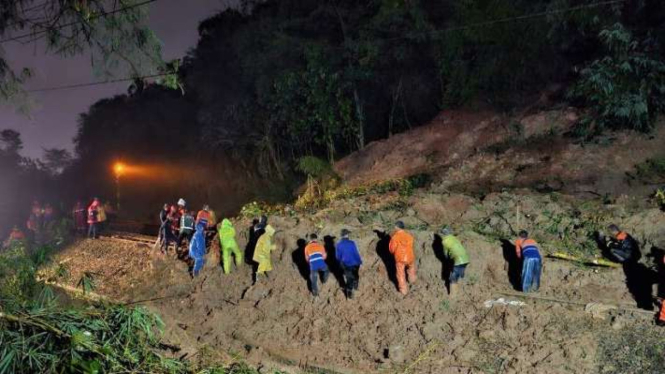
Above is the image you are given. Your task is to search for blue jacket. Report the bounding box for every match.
[189,224,206,259]
[336,238,362,267]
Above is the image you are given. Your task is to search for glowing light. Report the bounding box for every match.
[114,162,126,176]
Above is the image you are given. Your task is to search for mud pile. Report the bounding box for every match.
[335,108,665,197]
[44,190,665,373]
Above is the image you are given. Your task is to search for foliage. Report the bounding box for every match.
[655,188,665,210]
[634,157,665,184]
[570,23,665,134]
[238,201,286,220]
[597,324,665,374]
[295,156,335,179]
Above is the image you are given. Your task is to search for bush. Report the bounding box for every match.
[570,23,665,135]
[635,157,665,184]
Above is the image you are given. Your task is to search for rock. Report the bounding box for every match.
[584,303,617,320]
[386,345,405,363]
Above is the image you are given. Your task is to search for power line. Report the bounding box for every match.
[0,0,159,44]
[27,72,172,93]
[22,0,626,93]
[379,0,627,42]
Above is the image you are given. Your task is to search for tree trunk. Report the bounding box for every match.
[353,88,365,149]
[389,77,403,137]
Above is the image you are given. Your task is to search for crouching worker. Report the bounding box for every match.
[336,229,362,299]
[305,234,329,297]
[218,218,243,274]
[253,224,276,284]
[515,230,542,293]
[390,221,416,295]
[440,227,470,297]
[189,223,206,277]
[606,224,640,264]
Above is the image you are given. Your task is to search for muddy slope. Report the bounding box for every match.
[44,190,665,373]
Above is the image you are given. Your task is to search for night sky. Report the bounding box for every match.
[0,0,237,158]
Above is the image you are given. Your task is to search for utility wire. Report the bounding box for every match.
[0,0,159,44]
[22,0,625,93]
[26,72,172,92]
[378,0,627,43]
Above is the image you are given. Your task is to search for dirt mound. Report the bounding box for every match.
[335,108,665,197]
[43,190,665,373]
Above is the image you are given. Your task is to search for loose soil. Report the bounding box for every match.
[43,190,665,374]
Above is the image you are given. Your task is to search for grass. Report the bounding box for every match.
[597,324,665,374]
[634,157,665,184]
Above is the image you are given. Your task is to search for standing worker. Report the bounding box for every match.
[335,229,362,299]
[305,234,329,297]
[189,223,206,277]
[97,202,107,234]
[87,198,100,239]
[253,224,276,284]
[177,209,196,249]
[389,221,416,295]
[515,230,542,293]
[440,227,470,297]
[196,205,212,227]
[218,218,243,274]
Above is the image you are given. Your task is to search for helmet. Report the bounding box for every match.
[177,198,186,207]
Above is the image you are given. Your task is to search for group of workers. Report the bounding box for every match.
[163,207,665,325]
[72,198,114,238]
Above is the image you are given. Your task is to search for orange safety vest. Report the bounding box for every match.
[515,238,539,259]
[389,229,415,264]
[304,241,326,263]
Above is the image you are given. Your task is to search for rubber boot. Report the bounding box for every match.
[449,283,458,298]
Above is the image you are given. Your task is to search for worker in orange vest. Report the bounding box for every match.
[5,226,26,247]
[196,205,214,227]
[515,230,542,293]
[304,233,329,297]
[389,221,416,295]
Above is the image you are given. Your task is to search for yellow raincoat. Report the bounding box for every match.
[253,225,276,274]
[218,218,243,274]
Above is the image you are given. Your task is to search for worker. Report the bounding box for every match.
[26,201,43,232]
[440,227,470,297]
[305,234,329,297]
[606,224,640,263]
[97,202,107,234]
[389,221,416,295]
[5,226,26,247]
[73,201,87,235]
[177,198,186,210]
[177,209,196,249]
[161,205,179,253]
[252,224,276,284]
[196,205,212,227]
[43,204,54,225]
[189,223,206,277]
[335,229,362,299]
[87,198,100,239]
[218,218,243,274]
[515,230,542,293]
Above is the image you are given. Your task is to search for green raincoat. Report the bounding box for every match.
[218,219,243,274]
[253,225,276,274]
[442,234,470,266]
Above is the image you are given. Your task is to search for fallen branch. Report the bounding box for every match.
[497,291,655,315]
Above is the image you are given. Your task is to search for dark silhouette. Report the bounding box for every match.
[652,247,665,301]
[374,230,397,289]
[500,239,521,291]
[431,234,453,292]
[324,235,345,288]
[291,238,310,285]
[244,219,260,265]
[623,261,656,310]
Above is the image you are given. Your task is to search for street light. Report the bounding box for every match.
[113,162,126,211]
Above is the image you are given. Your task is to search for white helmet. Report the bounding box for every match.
[177,198,186,207]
